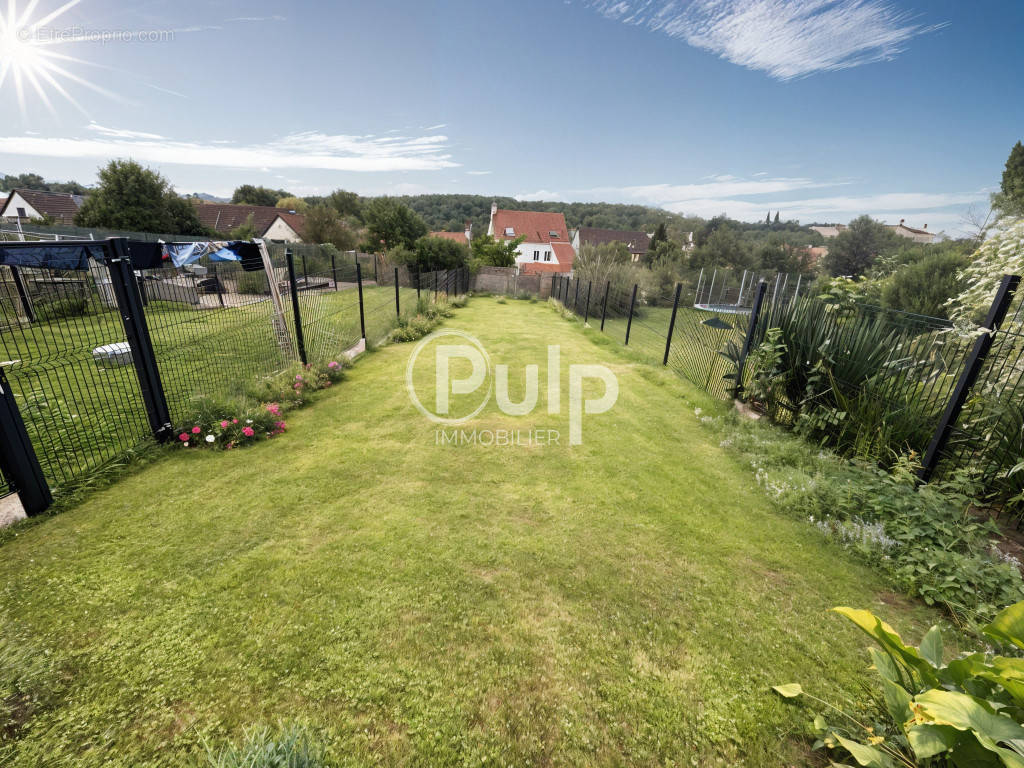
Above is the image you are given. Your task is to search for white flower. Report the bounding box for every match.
[183,442,189,447]
[246,419,253,424]
[205,434,215,443]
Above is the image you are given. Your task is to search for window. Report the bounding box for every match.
[549,230,560,238]
[505,227,515,236]
[533,250,540,261]
[16,207,26,218]
[544,251,552,262]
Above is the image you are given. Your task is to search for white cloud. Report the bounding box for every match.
[514,189,564,201]
[583,0,945,79]
[466,170,492,176]
[0,127,460,172]
[423,123,448,131]
[86,123,166,140]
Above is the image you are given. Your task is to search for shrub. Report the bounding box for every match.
[235,270,270,295]
[390,314,437,343]
[34,296,88,321]
[205,722,328,768]
[775,600,1024,768]
[710,414,1024,626]
[495,296,507,304]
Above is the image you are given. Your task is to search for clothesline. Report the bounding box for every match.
[0,239,266,272]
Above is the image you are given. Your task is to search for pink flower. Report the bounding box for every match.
[226,442,235,450]
[232,418,239,424]
[191,426,201,435]
[220,420,229,429]
[179,433,189,442]
[328,361,339,369]
[294,382,302,390]
[266,403,281,416]
[295,374,303,381]
[242,426,255,437]
[275,421,287,430]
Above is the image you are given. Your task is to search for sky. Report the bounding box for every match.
[0,0,1021,235]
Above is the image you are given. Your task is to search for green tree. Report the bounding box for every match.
[275,196,310,214]
[879,249,969,319]
[773,211,781,225]
[304,205,357,251]
[361,197,427,251]
[0,172,88,195]
[410,235,469,271]
[822,215,900,277]
[765,211,771,225]
[228,213,258,241]
[326,189,362,220]
[648,222,669,253]
[231,185,290,207]
[690,225,753,270]
[470,234,523,268]
[997,141,1024,217]
[74,159,204,235]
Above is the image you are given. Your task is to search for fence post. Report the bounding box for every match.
[919,274,1021,481]
[212,264,224,307]
[331,249,338,291]
[625,283,638,345]
[573,278,580,312]
[663,282,682,366]
[417,268,421,302]
[600,281,610,331]
[285,249,307,365]
[356,262,367,341]
[106,238,172,442]
[394,267,401,318]
[584,280,592,325]
[734,280,768,397]
[0,364,52,515]
[9,266,35,322]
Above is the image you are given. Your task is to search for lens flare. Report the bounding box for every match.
[0,0,114,117]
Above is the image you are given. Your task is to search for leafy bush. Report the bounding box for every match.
[34,296,89,321]
[205,723,328,768]
[710,414,1024,626]
[775,600,1024,767]
[390,314,437,343]
[879,249,969,319]
[235,270,270,295]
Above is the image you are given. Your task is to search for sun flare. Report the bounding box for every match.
[0,0,112,117]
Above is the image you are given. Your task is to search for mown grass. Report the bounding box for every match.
[1,285,412,490]
[0,297,940,767]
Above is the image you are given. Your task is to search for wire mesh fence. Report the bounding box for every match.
[0,237,468,505]
[551,269,1024,501]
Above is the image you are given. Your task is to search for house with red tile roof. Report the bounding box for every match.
[192,201,306,242]
[429,220,472,245]
[0,189,83,225]
[486,202,573,274]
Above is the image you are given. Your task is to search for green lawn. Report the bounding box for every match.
[0,297,939,767]
[1,284,414,489]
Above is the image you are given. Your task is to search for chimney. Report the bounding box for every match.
[923,224,928,229]
[465,219,472,241]
[491,201,498,216]
[899,218,905,226]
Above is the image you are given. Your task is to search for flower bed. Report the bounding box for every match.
[173,360,347,451]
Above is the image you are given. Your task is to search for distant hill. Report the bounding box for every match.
[188,192,230,203]
[389,194,704,241]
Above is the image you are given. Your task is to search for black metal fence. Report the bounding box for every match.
[551,271,1024,499]
[0,237,468,513]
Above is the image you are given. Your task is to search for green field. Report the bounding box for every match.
[0,297,940,767]
[1,284,417,489]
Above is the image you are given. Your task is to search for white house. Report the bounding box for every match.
[0,189,83,225]
[487,202,574,274]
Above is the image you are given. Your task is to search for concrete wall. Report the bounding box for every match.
[471,267,553,299]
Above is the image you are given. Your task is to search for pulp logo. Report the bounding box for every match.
[405,330,618,445]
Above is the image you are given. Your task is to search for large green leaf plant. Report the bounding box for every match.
[776,602,1024,767]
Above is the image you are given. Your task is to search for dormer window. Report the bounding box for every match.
[504,227,515,236]
[549,230,560,238]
